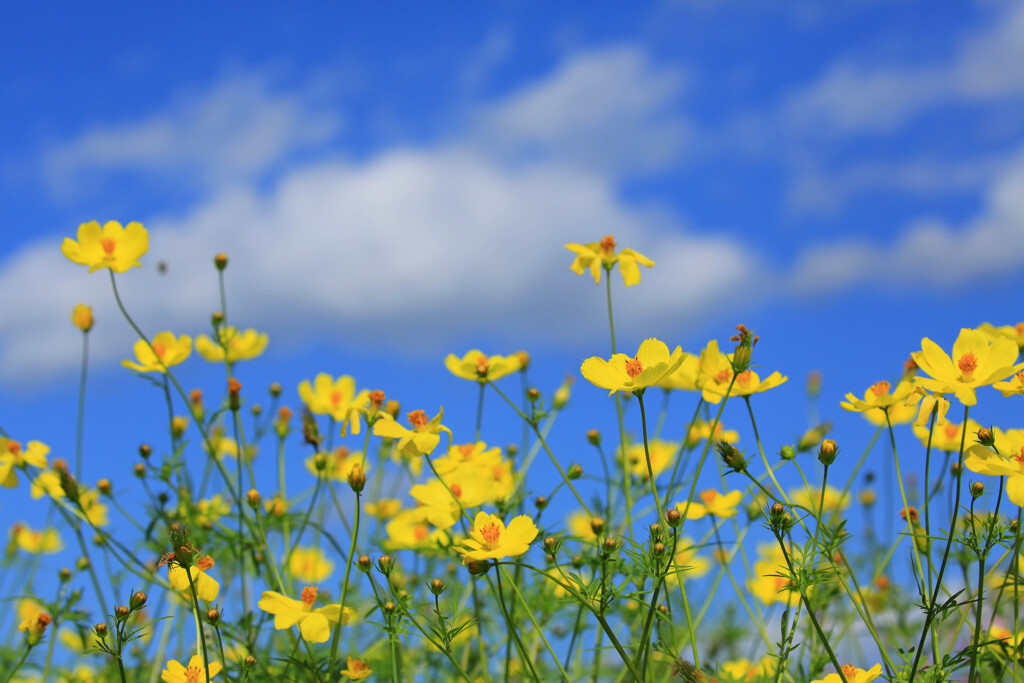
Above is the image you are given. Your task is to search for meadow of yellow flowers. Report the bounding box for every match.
[3,220,1024,682]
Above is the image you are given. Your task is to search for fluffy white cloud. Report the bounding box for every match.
[42,73,340,194]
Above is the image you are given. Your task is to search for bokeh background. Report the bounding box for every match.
[2,0,1024,664]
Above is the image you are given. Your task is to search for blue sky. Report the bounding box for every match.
[2,0,1024,652]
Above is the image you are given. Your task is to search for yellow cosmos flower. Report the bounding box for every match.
[431,442,503,474]
[305,447,367,482]
[258,586,354,644]
[810,664,882,683]
[581,338,684,396]
[195,326,268,363]
[62,220,148,273]
[912,419,980,452]
[12,524,63,554]
[790,485,850,516]
[680,489,743,520]
[410,472,491,529]
[979,321,1024,351]
[566,511,599,542]
[564,235,654,286]
[664,536,711,586]
[122,332,192,373]
[841,379,914,413]
[964,428,1024,505]
[624,439,677,480]
[364,498,401,519]
[459,511,539,562]
[911,328,1023,406]
[289,546,334,584]
[995,370,1024,397]
[384,509,451,551]
[703,367,788,403]
[340,655,372,680]
[298,373,369,435]
[80,489,109,527]
[373,408,451,458]
[71,304,94,332]
[0,439,50,488]
[657,353,702,391]
[445,350,522,383]
[161,655,223,683]
[719,657,775,682]
[168,556,220,602]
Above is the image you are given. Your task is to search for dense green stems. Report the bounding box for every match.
[499,565,571,682]
[328,491,361,682]
[75,331,89,480]
[632,534,678,675]
[635,392,664,521]
[909,404,970,681]
[184,566,212,683]
[774,533,849,683]
[492,567,539,681]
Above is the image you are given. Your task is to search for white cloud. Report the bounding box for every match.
[471,46,690,174]
[42,73,340,194]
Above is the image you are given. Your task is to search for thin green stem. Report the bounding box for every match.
[75,331,89,480]
[328,492,361,682]
[492,567,539,682]
[184,566,212,683]
[636,392,663,521]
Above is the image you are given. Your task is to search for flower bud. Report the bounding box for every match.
[211,311,224,327]
[429,579,445,596]
[971,481,985,499]
[652,542,666,557]
[376,555,394,575]
[543,536,560,554]
[665,509,681,528]
[71,304,94,332]
[138,443,152,459]
[818,439,838,466]
[586,429,601,446]
[602,537,619,553]
[58,468,80,504]
[649,523,663,541]
[385,400,401,419]
[515,350,531,371]
[94,622,108,638]
[534,496,548,510]
[567,464,583,480]
[228,378,242,412]
[245,655,256,668]
[171,415,188,440]
[269,382,282,397]
[214,253,228,271]
[97,478,112,495]
[347,463,366,493]
[806,370,822,398]
[657,604,669,615]
[247,489,261,510]
[527,388,541,402]
[977,427,995,446]
[59,567,72,582]
[506,443,518,457]
[251,403,262,417]
[357,555,372,573]
[275,406,293,437]
[859,489,876,507]
[952,462,962,477]
[465,560,491,576]
[383,601,396,614]
[115,605,131,621]
[77,557,91,571]
[130,591,147,610]
[717,441,746,473]
[590,517,605,536]
[206,608,221,624]
[778,445,796,461]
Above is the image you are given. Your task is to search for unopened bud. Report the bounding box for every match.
[376,555,394,575]
[806,370,822,398]
[245,655,256,668]
[652,542,666,557]
[649,523,663,541]
[818,439,838,466]
[465,560,491,576]
[211,311,224,327]
[115,605,131,621]
[657,604,669,615]
[383,601,396,614]
[527,388,540,402]
[665,509,681,528]
[544,536,560,554]
[357,555,372,573]
[59,567,72,582]
[534,496,548,510]
[247,489,261,509]
[506,443,518,457]
[778,445,796,461]
[717,441,746,473]
[859,489,876,507]
[228,378,242,412]
[71,303,94,332]
[971,481,985,499]
[171,415,188,439]
[952,462,962,477]
[58,468,80,503]
[97,478,112,495]
[515,350,531,370]
[586,429,601,446]
[602,537,619,553]
[206,608,221,624]
[94,622,108,638]
[130,591,147,610]
[567,464,583,480]
[590,517,605,536]
[214,253,228,271]
[347,463,366,493]
[977,428,994,446]
[138,443,152,459]
[269,382,282,398]
[429,579,445,595]
[385,400,401,419]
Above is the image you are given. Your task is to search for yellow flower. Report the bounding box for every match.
[719,657,775,682]
[581,338,684,396]
[61,220,148,273]
[623,439,677,480]
[683,420,739,448]
[748,543,801,607]
[445,350,522,382]
[384,509,450,551]
[694,340,787,403]
[305,447,367,482]
[679,489,742,520]
[979,321,1024,351]
[364,498,402,519]
[790,485,850,515]
[18,610,52,646]
[566,511,598,542]
[71,304,94,332]
[121,332,192,373]
[298,374,369,435]
[410,469,493,528]
[160,655,223,683]
[373,408,451,458]
[195,326,268,363]
[995,370,1024,397]
[258,586,354,643]
[964,428,1024,505]
[911,327,1023,406]
[841,379,914,413]
[912,419,981,452]
[0,439,50,488]
[810,664,882,683]
[459,511,538,562]
[12,524,63,554]
[289,547,335,584]
[339,656,372,680]
[80,489,109,527]
[664,536,711,586]
[168,556,220,602]
[431,442,503,474]
[564,235,654,286]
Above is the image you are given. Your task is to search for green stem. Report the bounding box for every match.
[75,331,89,480]
[499,565,571,682]
[605,270,633,538]
[492,567,539,681]
[184,566,212,683]
[475,382,485,442]
[328,492,361,682]
[635,392,663,522]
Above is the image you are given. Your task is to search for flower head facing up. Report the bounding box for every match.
[911,328,1024,406]
[71,304,94,332]
[0,439,50,489]
[122,332,192,374]
[445,350,522,383]
[62,220,148,273]
[373,407,451,458]
[581,338,684,396]
[459,511,538,562]
[680,489,743,520]
[289,546,335,584]
[297,373,369,435]
[564,235,655,286]
[340,656,372,680]
[195,326,268,363]
[258,588,354,643]
[810,663,883,683]
[161,655,223,683]
[994,370,1024,397]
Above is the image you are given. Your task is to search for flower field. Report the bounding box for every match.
[4,221,1024,682]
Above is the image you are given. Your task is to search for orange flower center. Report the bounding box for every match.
[870,380,891,397]
[458,444,475,458]
[475,355,489,377]
[350,658,369,673]
[700,490,718,505]
[1015,447,1024,471]
[301,586,318,607]
[492,465,504,481]
[368,390,385,408]
[196,556,215,571]
[7,441,21,456]
[407,410,429,430]
[152,343,166,359]
[599,235,617,257]
[736,370,753,387]
[1016,370,1024,385]
[480,521,502,547]
[450,483,463,498]
[413,525,429,541]
[841,664,856,677]
[625,356,643,380]
[943,424,959,441]
[715,369,732,383]
[1016,322,1024,336]
[330,390,342,406]
[957,352,978,379]
[184,665,202,683]
[100,238,117,257]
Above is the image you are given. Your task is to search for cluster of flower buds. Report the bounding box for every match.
[729,324,759,373]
